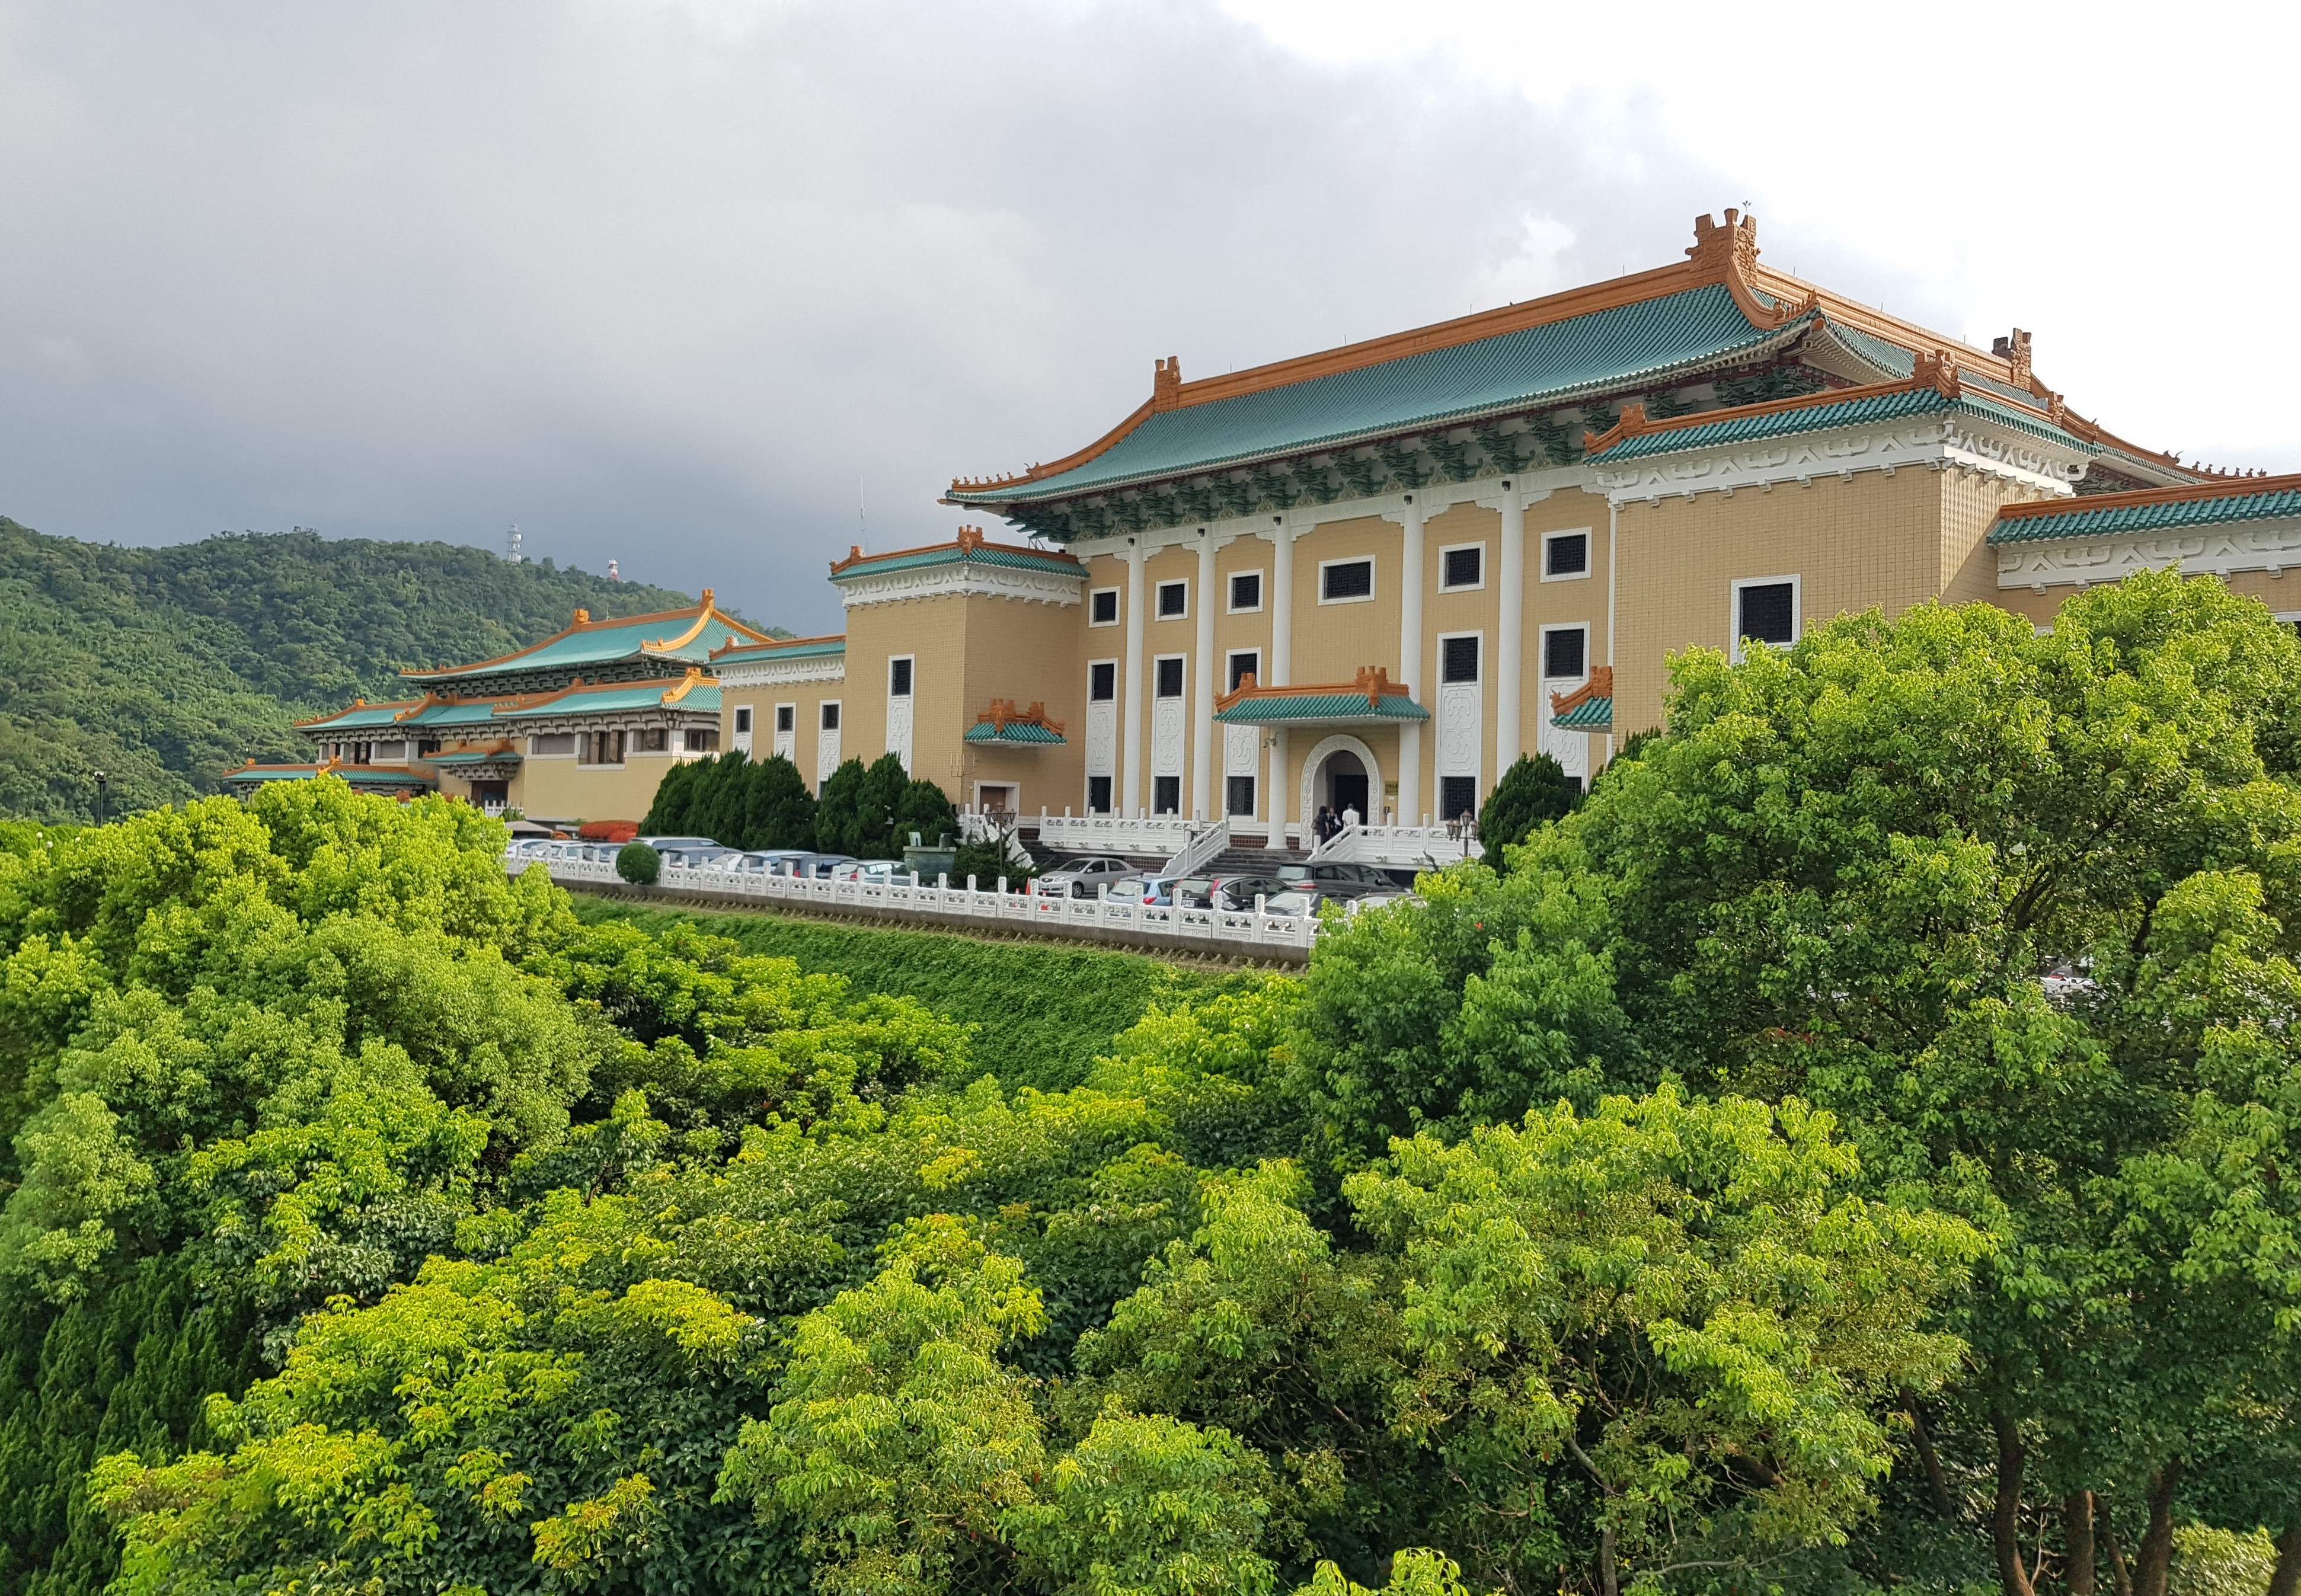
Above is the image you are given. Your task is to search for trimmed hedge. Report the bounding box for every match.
[569,898,1259,1092]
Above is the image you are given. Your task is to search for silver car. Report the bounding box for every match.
[1034,855,1140,898]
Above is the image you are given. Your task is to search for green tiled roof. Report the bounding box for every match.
[1588,382,2089,463]
[494,683,722,718]
[1553,695,1615,730]
[1989,482,2301,544]
[963,720,1066,746]
[718,637,846,660]
[428,750,525,766]
[299,702,423,731]
[831,544,1082,581]
[226,765,436,789]
[404,607,766,684]
[1215,692,1430,725]
[954,286,1813,505]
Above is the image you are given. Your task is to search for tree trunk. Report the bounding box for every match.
[1904,1390,1957,1519]
[2133,1461,2182,1596]
[2067,1491,2096,1596]
[2104,1512,2135,1596]
[2267,1523,2301,1596]
[1598,1523,1618,1596]
[1992,1411,2038,1596]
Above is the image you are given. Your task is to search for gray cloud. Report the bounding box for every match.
[0,1,1741,632]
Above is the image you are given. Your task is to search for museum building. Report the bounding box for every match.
[235,213,2301,837]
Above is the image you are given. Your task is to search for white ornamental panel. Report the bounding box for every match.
[817,724,842,788]
[1224,722,1260,778]
[887,693,915,773]
[1151,699,1185,777]
[772,721,794,762]
[1086,701,1117,776]
[1437,683,1481,777]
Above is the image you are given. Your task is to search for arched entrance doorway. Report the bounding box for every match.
[1299,734,1384,832]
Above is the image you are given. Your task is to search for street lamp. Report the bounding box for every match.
[94,770,108,827]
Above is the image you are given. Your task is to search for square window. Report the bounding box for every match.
[1090,588,1120,625]
[889,657,913,696]
[1546,532,1590,577]
[1544,628,1587,680]
[1738,580,1797,646]
[1226,775,1257,817]
[1321,559,1373,602]
[1442,545,1483,589]
[685,728,718,753]
[1156,580,1188,619]
[776,705,795,733]
[1441,635,1480,684]
[1153,775,1181,815]
[1440,776,1477,823]
[734,706,753,734]
[640,728,668,752]
[1229,571,1263,612]
[1087,775,1113,814]
[1089,661,1117,702]
[821,702,841,731]
[1155,657,1185,698]
[1228,651,1260,692]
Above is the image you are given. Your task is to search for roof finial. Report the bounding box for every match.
[1992,329,2034,388]
[1687,209,1759,280]
[1152,355,1183,411]
[573,607,590,624]
[700,587,715,609]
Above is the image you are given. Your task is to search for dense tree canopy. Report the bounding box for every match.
[7,570,2299,1596]
[0,519,723,821]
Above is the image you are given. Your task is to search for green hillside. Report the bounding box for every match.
[0,519,753,821]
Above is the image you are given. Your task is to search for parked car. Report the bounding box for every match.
[639,835,722,852]
[1260,886,1376,919]
[828,859,902,885]
[1344,891,1417,917]
[724,849,814,875]
[1276,861,1399,888]
[1172,875,1293,911]
[1033,855,1140,898]
[1095,875,1178,906]
[657,845,739,869]
[787,853,854,879]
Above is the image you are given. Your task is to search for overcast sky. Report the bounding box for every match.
[1,0,2292,634]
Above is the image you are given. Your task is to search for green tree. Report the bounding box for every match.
[1476,753,1579,859]
[744,754,819,851]
[893,777,958,855]
[813,757,870,857]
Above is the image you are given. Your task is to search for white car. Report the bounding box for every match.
[1034,855,1140,898]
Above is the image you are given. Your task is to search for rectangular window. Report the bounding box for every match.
[1441,544,1484,590]
[372,740,407,762]
[1227,650,1260,692]
[1545,530,1590,578]
[775,704,795,733]
[734,706,753,734]
[1441,635,1480,685]
[1153,775,1181,815]
[1320,558,1374,603]
[1087,775,1113,814]
[821,702,841,731]
[529,733,576,757]
[1736,578,1798,650]
[1155,656,1185,698]
[1440,775,1478,823]
[685,728,718,753]
[1545,627,1587,680]
[1228,571,1263,612]
[638,728,669,752]
[416,738,441,757]
[1089,661,1117,701]
[1156,580,1188,619]
[889,657,914,696]
[1090,587,1120,625]
[1226,775,1257,817]
[588,731,625,766]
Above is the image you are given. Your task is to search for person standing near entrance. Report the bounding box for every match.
[1341,801,1360,832]
[1313,805,1332,845]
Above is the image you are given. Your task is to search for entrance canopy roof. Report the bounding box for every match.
[1214,667,1428,727]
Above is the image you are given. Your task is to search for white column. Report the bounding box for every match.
[1191,533,1217,820]
[1121,542,1147,817]
[1268,728,1289,847]
[1397,495,1425,824]
[1495,487,1525,773]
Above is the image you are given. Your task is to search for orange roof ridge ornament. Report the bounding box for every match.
[976,698,1065,736]
[1912,349,1964,399]
[573,607,590,625]
[1687,209,1813,331]
[1992,330,2034,389]
[1152,356,1182,412]
[1583,401,1649,455]
[663,667,707,703]
[956,524,986,551]
[1549,666,1615,717]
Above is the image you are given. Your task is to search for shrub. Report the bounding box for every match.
[1477,753,1578,862]
[615,841,660,885]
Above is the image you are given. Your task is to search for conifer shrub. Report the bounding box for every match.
[615,840,660,884]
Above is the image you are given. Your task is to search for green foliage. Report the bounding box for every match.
[0,518,710,822]
[640,753,821,851]
[617,840,661,884]
[812,755,938,861]
[571,898,1253,1093]
[1477,753,1579,858]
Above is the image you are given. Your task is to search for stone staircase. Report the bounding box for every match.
[1192,844,1309,878]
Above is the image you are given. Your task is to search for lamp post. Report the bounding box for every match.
[94,769,108,827]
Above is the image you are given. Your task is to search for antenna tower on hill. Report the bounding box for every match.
[505,523,523,564]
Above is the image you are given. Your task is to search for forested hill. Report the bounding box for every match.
[0,518,760,821]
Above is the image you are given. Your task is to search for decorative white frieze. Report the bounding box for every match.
[714,655,846,688]
[1996,516,2301,588]
[1593,418,2086,503]
[838,561,1082,609]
